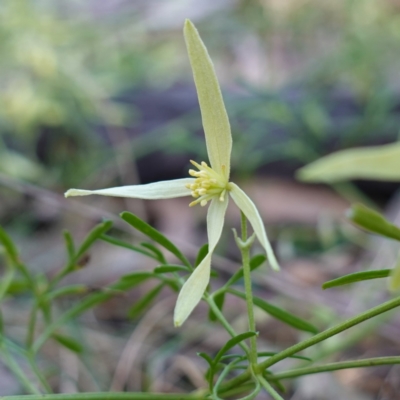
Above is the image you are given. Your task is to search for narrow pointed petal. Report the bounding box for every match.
[207,196,229,249]
[174,197,228,326]
[65,178,195,199]
[184,19,232,178]
[297,142,400,183]
[174,252,211,327]
[229,183,280,271]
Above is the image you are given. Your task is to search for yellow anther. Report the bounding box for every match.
[187,160,230,208]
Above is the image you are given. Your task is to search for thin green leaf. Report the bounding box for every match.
[348,203,400,241]
[0,309,3,336]
[197,352,213,367]
[229,289,319,334]
[75,221,113,261]
[221,351,312,362]
[33,273,156,353]
[219,354,244,361]
[323,269,391,289]
[195,244,209,267]
[257,352,311,362]
[225,254,266,287]
[389,259,400,292]
[128,283,164,319]
[154,265,190,274]
[52,333,83,353]
[210,270,219,278]
[0,226,19,265]
[141,242,167,264]
[121,212,191,268]
[264,370,286,394]
[4,280,30,295]
[100,234,156,260]
[46,284,87,300]
[118,271,155,289]
[0,267,15,303]
[213,331,257,366]
[63,230,75,262]
[220,352,311,362]
[208,292,225,322]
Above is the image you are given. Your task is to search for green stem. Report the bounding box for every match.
[237,212,258,367]
[258,295,400,371]
[257,375,284,400]
[1,347,40,395]
[27,353,53,393]
[220,294,400,392]
[270,356,400,381]
[26,302,38,349]
[0,394,204,400]
[205,295,249,355]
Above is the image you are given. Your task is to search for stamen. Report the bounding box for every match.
[187,159,229,208]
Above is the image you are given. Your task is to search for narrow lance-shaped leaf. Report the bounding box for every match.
[208,292,225,322]
[63,230,75,262]
[229,289,319,334]
[128,283,164,319]
[100,234,157,260]
[195,243,209,267]
[323,270,391,290]
[225,254,266,287]
[74,220,113,261]
[154,265,190,274]
[0,268,15,303]
[389,258,400,292]
[52,333,84,354]
[121,212,191,268]
[347,203,400,241]
[213,331,258,366]
[33,272,157,353]
[141,242,167,264]
[0,226,19,265]
[46,284,87,301]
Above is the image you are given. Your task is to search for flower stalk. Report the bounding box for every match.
[233,212,258,367]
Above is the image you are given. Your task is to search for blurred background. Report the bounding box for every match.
[1,0,400,398]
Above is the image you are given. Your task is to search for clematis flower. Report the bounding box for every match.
[65,19,279,327]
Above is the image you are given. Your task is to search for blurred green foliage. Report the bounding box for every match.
[1,0,400,188]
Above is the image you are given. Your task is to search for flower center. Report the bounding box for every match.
[186,160,229,207]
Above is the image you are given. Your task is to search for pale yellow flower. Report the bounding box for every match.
[65,19,279,327]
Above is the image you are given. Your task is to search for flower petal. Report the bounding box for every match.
[184,19,232,178]
[65,178,195,199]
[207,196,229,250]
[174,197,228,326]
[297,142,400,183]
[174,251,211,327]
[229,183,280,271]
